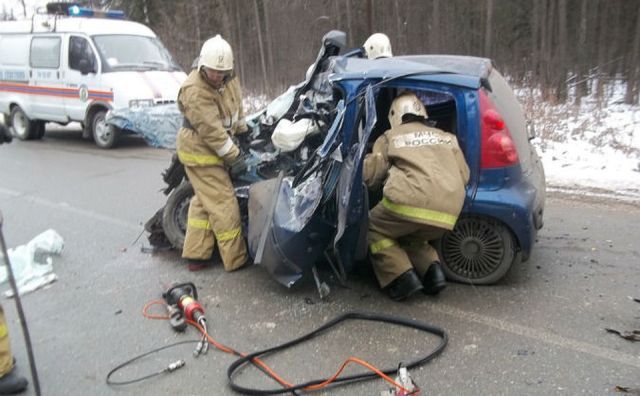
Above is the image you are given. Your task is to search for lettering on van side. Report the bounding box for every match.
[0,70,28,82]
[35,70,53,79]
[392,130,453,149]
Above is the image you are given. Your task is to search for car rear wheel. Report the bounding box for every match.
[92,110,119,149]
[438,216,517,284]
[162,181,194,249]
[10,106,41,141]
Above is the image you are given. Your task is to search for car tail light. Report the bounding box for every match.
[479,90,519,168]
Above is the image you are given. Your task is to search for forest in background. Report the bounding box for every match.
[3,0,640,105]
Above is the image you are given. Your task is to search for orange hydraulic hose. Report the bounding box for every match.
[142,299,414,394]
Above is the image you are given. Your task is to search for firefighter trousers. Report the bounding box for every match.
[0,305,13,377]
[182,165,247,271]
[368,203,446,288]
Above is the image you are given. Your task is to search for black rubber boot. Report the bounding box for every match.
[384,270,424,301]
[0,369,28,395]
[422,261,447,295]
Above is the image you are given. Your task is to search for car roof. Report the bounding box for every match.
[330,55,492,89]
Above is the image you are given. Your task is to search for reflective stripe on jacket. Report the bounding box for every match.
[363,121,470,230]
[176,70,245,167]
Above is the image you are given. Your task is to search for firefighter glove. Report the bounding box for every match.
[228,154,248,177]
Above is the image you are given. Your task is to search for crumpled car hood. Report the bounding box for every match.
[105,103,183,149]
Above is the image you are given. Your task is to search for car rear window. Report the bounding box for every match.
[487,70,531,171]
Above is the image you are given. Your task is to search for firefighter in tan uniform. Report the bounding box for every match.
[0,125,29,393]
[176,35,249,271]
[364,93,470,301]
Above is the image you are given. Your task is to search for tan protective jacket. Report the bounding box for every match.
[364,121,470,230]
[176,70,248,167]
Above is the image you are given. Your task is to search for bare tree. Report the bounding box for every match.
[484,0,494,57]
[253,0,269,95]
[430,0,440,52]
[555,0,568,102]
[18,0,26,18]
[625,7,640,104]
[575,0,589,104]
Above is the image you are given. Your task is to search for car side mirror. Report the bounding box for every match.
[78,58,95,75]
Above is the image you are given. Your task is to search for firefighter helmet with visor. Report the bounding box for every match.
[388,92,428,128]
[197,35,234,72]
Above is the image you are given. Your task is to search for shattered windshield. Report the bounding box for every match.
[92,35,181,72]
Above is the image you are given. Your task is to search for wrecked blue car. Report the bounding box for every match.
[145,31,546,292]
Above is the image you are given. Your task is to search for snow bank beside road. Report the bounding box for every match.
[516,83,640,201]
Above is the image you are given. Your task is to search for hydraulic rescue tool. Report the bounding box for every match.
[380,364,419,396]
[162,282,208,355]
[109,293,446,394]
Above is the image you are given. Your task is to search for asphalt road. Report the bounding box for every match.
[0,126,638,396]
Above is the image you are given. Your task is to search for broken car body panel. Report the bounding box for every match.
[144,30,544,289]
[250,54,543,288]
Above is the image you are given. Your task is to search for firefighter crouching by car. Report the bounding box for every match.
[175,35,249,272]
[363,92,470,301]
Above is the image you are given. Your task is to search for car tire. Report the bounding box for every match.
[91,110,119,149]
[10,106,39,141]
[437,216,517,285]
[162,181,194,249]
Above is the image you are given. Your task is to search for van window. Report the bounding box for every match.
[0,36,30,66]
[69,36,96,71]
[30,36,61,69]
[93,35,181,72]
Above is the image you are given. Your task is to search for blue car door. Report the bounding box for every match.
[331,84,377,281]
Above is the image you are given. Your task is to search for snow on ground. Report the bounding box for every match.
[515,81,640,201]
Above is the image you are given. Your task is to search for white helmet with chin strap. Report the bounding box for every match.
[197,34,234,72]
[363,33,393,59]
[388,92,428,128]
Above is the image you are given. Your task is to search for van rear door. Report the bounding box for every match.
[29,35,67,122]
[0,34,31,115]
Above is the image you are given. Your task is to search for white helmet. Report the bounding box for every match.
[197,34,233,71]
[363,33,393,59]
[388,93,427,128]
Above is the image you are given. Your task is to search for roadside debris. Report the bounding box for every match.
[1,229,63,297]
[605,328,640,342]
[615,385,640,395]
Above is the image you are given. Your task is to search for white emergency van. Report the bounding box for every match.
[0,4,187,148]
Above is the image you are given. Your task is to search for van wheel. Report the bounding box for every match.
[10,106,39,140]
[162,181,194,249]
[437,216,517,285]
[92,110,119,149]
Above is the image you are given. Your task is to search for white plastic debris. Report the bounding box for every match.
[1,229,63,297]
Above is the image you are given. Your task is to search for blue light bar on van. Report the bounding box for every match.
[67,5,125,19]
[68,5,88,16]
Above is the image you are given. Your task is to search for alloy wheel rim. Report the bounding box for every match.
[441,218,505,279]
[95,117,111,144]
[13,111,27,137]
